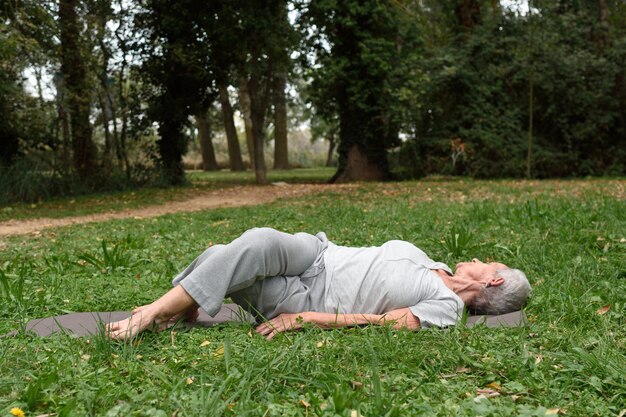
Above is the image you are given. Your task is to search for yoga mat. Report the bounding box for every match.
[2,304,526,338]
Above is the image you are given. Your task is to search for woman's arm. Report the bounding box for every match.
[255,308,420,340]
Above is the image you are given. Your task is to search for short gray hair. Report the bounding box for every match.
[469,268,531,315]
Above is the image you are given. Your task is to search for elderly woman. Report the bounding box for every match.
[107,228,531,340]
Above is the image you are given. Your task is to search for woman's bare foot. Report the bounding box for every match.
[106,304,159,340]
[106,285,198,340]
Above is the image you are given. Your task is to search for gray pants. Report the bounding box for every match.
[172,228,328,319]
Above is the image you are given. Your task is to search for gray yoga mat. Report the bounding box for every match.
[3,304,526,338]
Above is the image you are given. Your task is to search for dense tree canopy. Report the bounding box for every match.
[0,0,624,201]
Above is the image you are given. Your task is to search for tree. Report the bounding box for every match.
[272,0,292,170]
[304,0,415,182]
[59,0,97,181]
[195,110,218,171]
[273,71,289,169]
[218,85,245,171]
[137,0,219,184]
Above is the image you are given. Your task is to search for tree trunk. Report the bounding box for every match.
[59,0,97,182]
[456,0,481,30]
[195,110,218,171]
[98,91,113,170]
[55,86,72,172]
[96,3,115,171]
[326,131,336,167]
[238,77,256,170]
[157,112,187,185]
[596,0,609,48]
[246,76,269,185]
[331,143,384,182]
[218,85,245,171]
[273,72,289,169]
[114,1,129,176]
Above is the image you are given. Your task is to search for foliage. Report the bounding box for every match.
[0,179,624,415]
[301,0,423,180]
[397,0,626,178]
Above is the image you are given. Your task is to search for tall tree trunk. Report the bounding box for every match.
[238,77,256,170]
[331,143,384,182]
[246,75,270,185]
[218,85,244,171]
[98,92,113,170]
[195,110,218,171]
[526,0,535,178]
[54,75,72,172]
[114,0,129,176]
[326,130,337,167]
[59,0,97,182]
[96,1,114,171]
[596,0,609,48]
[456,0,481,30]
[273,71,289,169]
[490,0,499,18]
[157,110,187,185]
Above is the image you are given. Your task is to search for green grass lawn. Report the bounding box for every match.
[0,179,624,416]
[0,167,336,222]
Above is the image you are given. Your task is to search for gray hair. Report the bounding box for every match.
[469,268,531,315]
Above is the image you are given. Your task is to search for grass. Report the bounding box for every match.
[0,178,625,416]
[0,167,336,222]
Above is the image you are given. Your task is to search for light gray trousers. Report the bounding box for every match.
[172,228,328,319]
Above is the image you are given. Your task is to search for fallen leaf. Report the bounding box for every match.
[596,305,611,315]
[200,340,211,347]
[486,382,503,391]
[535,354,543,364]
[300,399,310,408]
[213,345,224,357]
[186,377,193,385]
[226,403,236,411]
[511,395,521,401]
[477,389,500,398]
[545,408,561,415]
[456,367,471,373]
[316,340,325,348]
[617,409,626,417]
[350,380,363,389]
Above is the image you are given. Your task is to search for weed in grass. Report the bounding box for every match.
[437,225,477,258]
[77,240,137,272]
[0,268,26,308]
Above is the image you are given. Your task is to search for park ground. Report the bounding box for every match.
[0,169,624,416]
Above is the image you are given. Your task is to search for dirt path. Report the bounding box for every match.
[0,183,350,242]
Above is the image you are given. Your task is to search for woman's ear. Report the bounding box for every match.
[487,276,505,287]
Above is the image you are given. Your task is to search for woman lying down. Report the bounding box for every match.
[106,228,531,340]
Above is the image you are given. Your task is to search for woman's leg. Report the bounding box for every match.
[107,228,323,339]
[177,227,323,316]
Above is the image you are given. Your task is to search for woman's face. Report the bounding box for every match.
[455,258,508,282]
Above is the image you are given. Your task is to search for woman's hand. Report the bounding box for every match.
[255,313,308,340]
